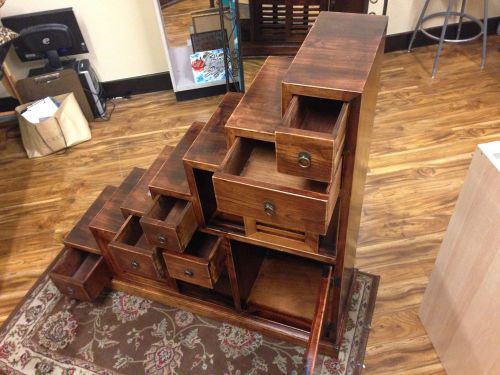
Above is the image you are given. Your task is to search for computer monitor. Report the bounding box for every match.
[1,8,88,72]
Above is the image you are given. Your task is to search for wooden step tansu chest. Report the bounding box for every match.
[49,12,387,374]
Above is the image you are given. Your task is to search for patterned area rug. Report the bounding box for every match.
[0,272,377,375]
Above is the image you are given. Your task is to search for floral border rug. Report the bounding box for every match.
[0,271,377,375]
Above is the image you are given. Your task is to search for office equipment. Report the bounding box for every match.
[2,8,88,72]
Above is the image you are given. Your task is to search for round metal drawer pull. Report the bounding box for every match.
[263,201,275,216]
[157,234,167,245]
[184,269,194,277]
[298,151,311,168]
[131,260,140,269]
[66,286,74,295]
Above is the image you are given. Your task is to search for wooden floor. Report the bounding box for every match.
[1,37,499,374]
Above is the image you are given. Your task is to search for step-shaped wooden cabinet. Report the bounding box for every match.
[48,12,387,375]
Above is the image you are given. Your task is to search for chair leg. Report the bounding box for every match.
[432,0,453,78]
[456,0,467,40]
[481,0,488,69]
[408,0,432,52]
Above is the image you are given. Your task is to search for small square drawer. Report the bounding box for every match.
[275,95,348,182]
[213,138,341,235]
[140,196,197,252]
[49,247,111,301]
[109,215,165,281]
[163,232,225,289]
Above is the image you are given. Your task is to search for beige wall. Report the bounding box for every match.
[1,0,169,82]
[386,0,500,35]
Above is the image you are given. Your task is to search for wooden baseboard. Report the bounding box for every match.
[102,72,173,99]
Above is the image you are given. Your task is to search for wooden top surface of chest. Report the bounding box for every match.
[225,56,292,142]
[282,12,388,101]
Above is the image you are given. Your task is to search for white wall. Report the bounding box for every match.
[386,0,500,35]
[1,0,169,82]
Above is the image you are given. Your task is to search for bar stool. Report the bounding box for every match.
[408,0,488,78]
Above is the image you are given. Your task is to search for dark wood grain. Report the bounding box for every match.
[224,56,292,143]
[303,265,333,375]
[121,145,174,217]
[149,122,204,199]
[63,186,116,254]
[282,12,388,103]
[140,196,197,252]
[49,247,111,301]
[183,93,243,171]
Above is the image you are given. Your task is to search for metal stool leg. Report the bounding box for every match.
[408,0,432,52]
[432,0,453,78]
[481,0,488,69]
[456,0,467,40]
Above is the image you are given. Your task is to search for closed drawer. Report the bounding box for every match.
[49,247,111,301]
[163,232,225,289]
[213,138,341,235]
[109,215,165,281]
[140,196,197,252]
[276,96,348,182]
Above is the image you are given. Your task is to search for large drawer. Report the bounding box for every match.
[109,215,165,281]
[140,195,197,252]
[49,247,111,301]
[213,138,341,235]
[275,96,348,182]
[163,232,225,289]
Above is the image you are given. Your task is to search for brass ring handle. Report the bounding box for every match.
[298,151,311,168]
[157,234,167,245]
[67,286,74,295]
[263,201,275,216]
[131,260,140,269]
[184,269,194,277]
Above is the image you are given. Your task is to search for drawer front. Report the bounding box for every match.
[163,242,225,289]
[213,176,330,234]
[141,200,198,252]
[49,248,111,301]
[275,103,348,182]
[109,243,164,281]
[141,220,182,251]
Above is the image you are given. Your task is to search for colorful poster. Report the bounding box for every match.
[190,48,231,84]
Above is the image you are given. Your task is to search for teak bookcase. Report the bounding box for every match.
[49,12,387,374]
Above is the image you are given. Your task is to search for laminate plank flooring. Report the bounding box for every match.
[0,37,499,374]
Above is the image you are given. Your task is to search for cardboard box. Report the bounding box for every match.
[16,92,91,158]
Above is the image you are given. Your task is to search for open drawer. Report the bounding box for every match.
[276,95,349,182]
[213,138,341,235]
[163,232,225,289]
[49,247,111,301]
[109,215,165,281]
[140,195,197,252]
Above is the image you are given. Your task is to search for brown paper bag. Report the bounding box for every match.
[16,92,91,158]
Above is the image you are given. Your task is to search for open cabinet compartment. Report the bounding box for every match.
[276,95,349,182]
[213,137,340,235]
[49,247,111,301]
[140,195,197,252]
[230,240,333,330]
[109,215,165,281]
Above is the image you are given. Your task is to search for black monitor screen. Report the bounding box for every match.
[1,8,88,63]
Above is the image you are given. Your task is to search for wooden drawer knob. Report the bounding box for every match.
[184,269,194,277]
[263,201,275,216]
[298,151,311,168]
[157,234,167,245]
[131,260,140,269]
